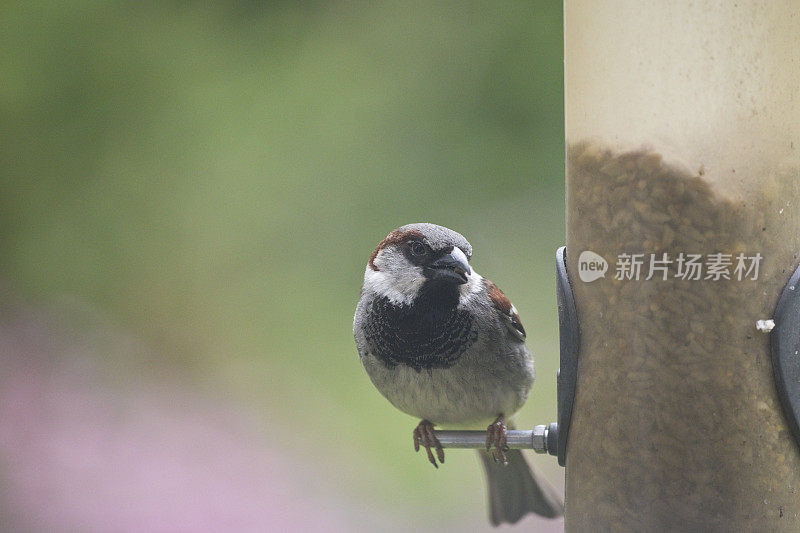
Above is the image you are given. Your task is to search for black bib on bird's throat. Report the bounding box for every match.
[364,281,477,371]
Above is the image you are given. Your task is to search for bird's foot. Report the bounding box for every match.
[486,415,509,465]
[413,419,444,468]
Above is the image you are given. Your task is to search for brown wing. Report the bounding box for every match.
[484,278,526,340]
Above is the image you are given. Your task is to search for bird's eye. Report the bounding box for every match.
[410,241,427,256]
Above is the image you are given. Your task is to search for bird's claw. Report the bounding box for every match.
[413,420,444,468]
[486,415,509,465]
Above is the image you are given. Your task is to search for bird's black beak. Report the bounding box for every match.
[426,247,471,285]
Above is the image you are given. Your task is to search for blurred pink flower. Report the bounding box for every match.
[0,310,396,533]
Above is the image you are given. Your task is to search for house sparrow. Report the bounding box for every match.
[353,223,564,525]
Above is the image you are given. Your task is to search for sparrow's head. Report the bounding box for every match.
[363,223,475,305]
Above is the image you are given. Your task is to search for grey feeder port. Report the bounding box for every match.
[771,266,800,451]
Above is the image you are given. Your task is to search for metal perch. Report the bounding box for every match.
[434,424,558,455]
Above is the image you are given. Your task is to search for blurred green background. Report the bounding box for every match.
[0,1,564,531]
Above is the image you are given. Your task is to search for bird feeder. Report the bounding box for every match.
[563,1,800,530]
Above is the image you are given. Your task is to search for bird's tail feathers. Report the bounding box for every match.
[478,448,564,525]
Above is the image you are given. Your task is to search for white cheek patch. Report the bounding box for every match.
[458,269,484,304]
[363,265,425,306]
